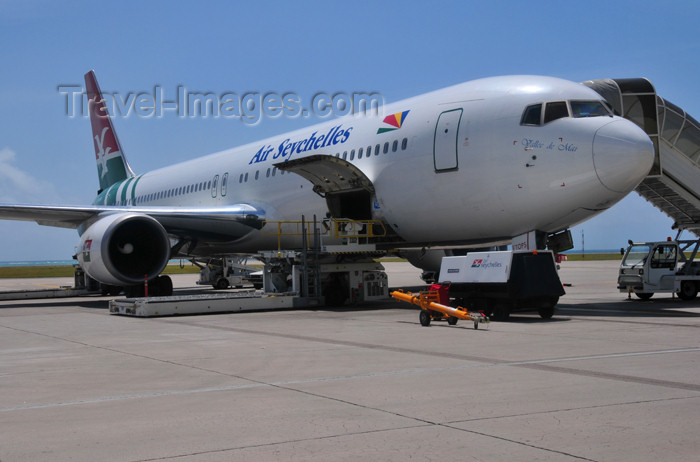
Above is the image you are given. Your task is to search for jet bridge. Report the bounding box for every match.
[583,79,700,234]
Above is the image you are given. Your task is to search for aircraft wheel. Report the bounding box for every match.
[419,310,431,326]
[158,275,173,296]
[447,316,458,325]
[678,281,697,300]
[635,292,653,300]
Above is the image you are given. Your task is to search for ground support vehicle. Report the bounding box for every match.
[618,238,700,300]
[195,256,259,290]
[439,251,565,321]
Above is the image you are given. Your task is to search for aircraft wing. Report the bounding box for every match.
[0,204,266,239]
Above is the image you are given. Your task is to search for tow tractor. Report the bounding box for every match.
[618,237,700,300]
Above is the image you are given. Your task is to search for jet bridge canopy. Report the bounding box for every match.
[584,78,700,234]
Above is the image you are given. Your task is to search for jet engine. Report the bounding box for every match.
[76,213,171,286]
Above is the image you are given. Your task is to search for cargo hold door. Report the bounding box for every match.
[275,154,376,219]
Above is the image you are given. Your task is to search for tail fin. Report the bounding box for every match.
[84,70,135,192]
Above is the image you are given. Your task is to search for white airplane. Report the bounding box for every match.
[0,71,653,296]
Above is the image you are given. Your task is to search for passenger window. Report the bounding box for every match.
[367,145,372,156]
[358,148,363,159]
[392,140,398,152]
[401,138,407,150]
[375,144,380,156]
[255,170,259,180]
[544,102,569,124]
[350,149,355,160]
[521,104,542,126]
[383,142,389,154]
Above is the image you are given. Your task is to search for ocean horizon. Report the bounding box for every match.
[0,249,621,267]
[0,260,77,267]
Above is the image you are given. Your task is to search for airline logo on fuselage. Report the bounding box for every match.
[377,110,409,134]
[249,124,353,164]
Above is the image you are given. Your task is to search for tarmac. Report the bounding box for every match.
[0,260,698,462]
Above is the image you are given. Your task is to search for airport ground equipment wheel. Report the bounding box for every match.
[419,310,431,326]
[215,278,229,290]
[491,304,510,322]
[678,281,697,300]
[474,321,479,330]
[635,292,653,300]
[447,316,458,325]
[538,306,555,319]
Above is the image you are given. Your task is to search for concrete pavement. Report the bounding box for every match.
[0,260,698,461]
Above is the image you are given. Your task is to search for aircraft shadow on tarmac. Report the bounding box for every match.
[557,298,700,319]
[0,298,110,310]
[4,296,699,325]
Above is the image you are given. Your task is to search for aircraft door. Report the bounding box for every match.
[433,109,462,172]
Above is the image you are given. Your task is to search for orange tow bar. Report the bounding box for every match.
[391,289,489,329]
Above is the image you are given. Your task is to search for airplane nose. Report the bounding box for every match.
[593,120,654,193]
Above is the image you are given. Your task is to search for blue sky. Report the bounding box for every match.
[0,1,698,260]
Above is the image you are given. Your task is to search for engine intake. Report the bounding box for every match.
[77,213,171,286]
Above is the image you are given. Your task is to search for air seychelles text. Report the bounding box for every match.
[249,124,353,164]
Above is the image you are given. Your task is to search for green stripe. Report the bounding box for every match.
[130,175,143,204]
[106,182,121,205]
[120,177,135,204]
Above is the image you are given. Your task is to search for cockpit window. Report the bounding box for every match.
[544,101,569,124]
[521,104,542,126]
[571,100,612,118]
[521,99,613,127]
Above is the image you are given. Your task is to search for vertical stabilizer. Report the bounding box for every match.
[84,70,135,192]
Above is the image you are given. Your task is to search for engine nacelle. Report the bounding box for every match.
[76,213,171,286]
